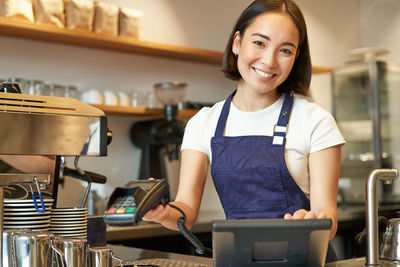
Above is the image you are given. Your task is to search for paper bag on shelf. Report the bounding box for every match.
[0,0,34,22]
[118,7,142,39]
[64,0,94,31]
[93,1,118,36]
[33,0,64,27]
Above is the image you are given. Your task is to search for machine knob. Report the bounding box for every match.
[107,128,113,145]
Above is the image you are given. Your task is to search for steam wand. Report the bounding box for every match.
[74,156,92,208]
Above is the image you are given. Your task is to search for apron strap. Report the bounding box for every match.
[215,91,293,141]
[272,93,293,145]
[214,90,236,137]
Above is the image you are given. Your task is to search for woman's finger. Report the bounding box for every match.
[304,210,316,219]
[142,204,166,222]
[284,213,293,219]
[292,209,308,219]
[150,205,170,223]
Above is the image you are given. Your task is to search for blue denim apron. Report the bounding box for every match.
[210,92,337,262]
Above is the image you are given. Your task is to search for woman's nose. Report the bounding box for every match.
[263,50,277,67]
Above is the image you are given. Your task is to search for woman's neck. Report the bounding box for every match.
[232,85,282,112]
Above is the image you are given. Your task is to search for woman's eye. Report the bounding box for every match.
[280,48,294,56]
[253,40,264,47]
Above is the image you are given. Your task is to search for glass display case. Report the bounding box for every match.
[332,56,400,204]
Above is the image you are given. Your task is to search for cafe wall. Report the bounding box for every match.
[2,0,394,214]
[59,0,363,213]
[360,0,400,63]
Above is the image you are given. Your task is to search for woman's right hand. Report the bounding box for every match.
[142,203,171,224]
[141,177,170,224]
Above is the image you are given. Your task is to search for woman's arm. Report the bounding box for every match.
[309,145,341,239]
[142,149,209,231]
[284,145,341,240]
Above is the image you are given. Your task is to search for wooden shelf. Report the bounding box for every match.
[92,104,198,120]
[0,17,333,72]
[0,17,222,65]
[312,66,334,74]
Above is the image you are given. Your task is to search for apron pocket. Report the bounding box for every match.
[213,167,288,211]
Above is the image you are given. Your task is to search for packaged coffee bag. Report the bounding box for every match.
[0,0,35,22]
[65,0,94,31]
[93,1,118,35]
[33,0,64,27]
[118,7,142,39]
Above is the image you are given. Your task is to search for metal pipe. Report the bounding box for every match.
[369,61,382,169]
[366,169,399,265]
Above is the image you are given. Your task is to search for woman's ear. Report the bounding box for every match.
[232,31,241,55]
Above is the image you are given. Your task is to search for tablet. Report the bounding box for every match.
[212,218,331,267]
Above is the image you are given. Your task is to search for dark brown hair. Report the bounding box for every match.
[222,0,311,96]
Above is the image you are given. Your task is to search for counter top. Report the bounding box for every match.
[109,244,213,266]
[106,204,400,241]
[109,244,374,266]
[325,257,400,266]
[337,203,400,222]
[105,204,400,266]
[325,257,366,267]
[107,210,225,241]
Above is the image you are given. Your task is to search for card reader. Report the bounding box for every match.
[104,179,170,226]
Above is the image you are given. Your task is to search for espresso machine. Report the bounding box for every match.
[0,85,111,265]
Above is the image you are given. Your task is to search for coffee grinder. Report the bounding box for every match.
[130,82,187,180]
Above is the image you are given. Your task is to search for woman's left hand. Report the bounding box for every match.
[284,209,327,220]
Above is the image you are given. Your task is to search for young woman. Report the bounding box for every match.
[143,0,345,262]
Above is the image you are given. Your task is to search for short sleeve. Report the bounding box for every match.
[181,108,210,155]
[308,106,346,153]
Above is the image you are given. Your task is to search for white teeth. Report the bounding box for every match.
[254,68,273,78]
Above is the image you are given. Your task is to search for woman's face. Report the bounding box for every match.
[233,11,299,95]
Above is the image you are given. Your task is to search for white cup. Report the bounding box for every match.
[103,90,119,106]
[118,91,130,106]
[130,91,145,107]
[81,89,104,105]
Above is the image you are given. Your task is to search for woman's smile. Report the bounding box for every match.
[253,67,276,79]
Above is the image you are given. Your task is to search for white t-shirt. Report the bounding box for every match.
[181,94,345,197]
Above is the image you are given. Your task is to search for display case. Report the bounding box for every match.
[332,53,400,204]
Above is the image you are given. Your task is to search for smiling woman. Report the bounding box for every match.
[142,0,345,264]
